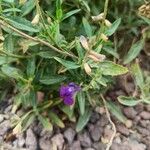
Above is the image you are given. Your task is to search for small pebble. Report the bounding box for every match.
[51,133,64,150]
[125,120,133,128]
[0,115,4,123]
[70,141,81,150]
[64,128,76,145]
[116,124,130,136]
[123,107,137,119]
[78,131,92,148]
[89,125,103,142]
[26,128,37,150]
[140,111,150,120]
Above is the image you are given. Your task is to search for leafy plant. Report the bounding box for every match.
[118,61,150,106]
[0,0,148,133]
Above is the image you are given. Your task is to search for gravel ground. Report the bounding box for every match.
[0,97,150,150]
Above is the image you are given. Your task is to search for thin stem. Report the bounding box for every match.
[0,19,77,59]
[100,94,116,150]
[96,0,109,46]
[0,49,31,59]
[103,0,109,22]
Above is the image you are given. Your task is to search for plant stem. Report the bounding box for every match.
[103,0,109,21]
[100,94,116,150]
[96,0,109,47]
[0,49,30,59]
[0,20,77,59]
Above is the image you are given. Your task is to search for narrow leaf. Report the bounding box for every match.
[76,108,91,132]
[82,17,92,37]
[62,9,81,21]
[118,96,142,106]
[6,16,39,32]
[107,101,127,123]
[75,38,84,60]
[3,8,21,13]
[1,65,22,79]
[27,57,36,77]
[99,61,128,76]
[21,0,36,16]
[48,112,65,128]
[56,0,63,20]
[105,18,121,36]
[60,105,74,120]
[77,91,85,115]
[0,56,17,65]
[131,63,144,90]
[54,57,80,69]
[40,75,67,85]
[37,51,58,59]
[3,34,14,53]
[123,40,144,64]
[38,115,53,131]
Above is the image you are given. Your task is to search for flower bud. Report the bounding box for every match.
[84,63,91,75]
[92,13,104,22]
[89,51,106,61]
[31,14,40,25]
[100,33,108,42]
[47,17,52,24]
[105,19,112,27]
[88,54,100,62]
[80,36,89,50]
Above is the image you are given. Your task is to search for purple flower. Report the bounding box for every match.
[60,82,81,105]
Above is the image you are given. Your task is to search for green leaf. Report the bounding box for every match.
[82,0,90,12]
[143,97,150,104]
[3,8,21,13]
[54,57,80,69]
[123,40,144,64]
[139,16,150,25]
[3,34,14,53]
[62,9,81,21]
[6,16,39,32]
[96,76,108,87]
[99,61,128,76]
[105,18,121,36]
[48,112,65,128]
[27,57,36,77]
[1,65,22,79]
[2,0,14,3]
[37,51,58,59]
[0,56,17,65]
[21,0,36,16]
[118,96,142,106]
[76,108,91,132]
[107,101,127,123]
[60,105,74,121]
[56,0,63,20]
[40,75,67,85]
[75,38,84,60]
[38,115,53,131]
[103,46,119,59]
[82,17,92,37]
[22,113,35,131]
[131,63,144,90]
[77,91,85,115]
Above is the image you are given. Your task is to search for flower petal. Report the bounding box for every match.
[63,96,74,105]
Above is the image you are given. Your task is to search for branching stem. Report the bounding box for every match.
[0,19,77,59]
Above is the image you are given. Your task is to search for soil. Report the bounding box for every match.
[0,95,150,150]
